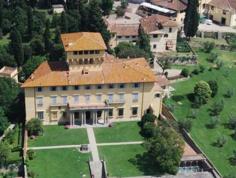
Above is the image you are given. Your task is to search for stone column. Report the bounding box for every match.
[72,113,75,126]
[70,113,72,126]
[82,111,84,126]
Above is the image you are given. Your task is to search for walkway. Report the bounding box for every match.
[97,141,143,146]
[87,127,99,161]
[29,144,82,150]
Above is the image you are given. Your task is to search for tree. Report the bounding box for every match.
[210,100,224,116]
[49,44,65,61]
[184,0,199,39]
[0,45,16,67]
[26,118,43,136]
[0,108,9,135]
[22,56,45,79]
[27,6,33,39]
[193,81,212,105]
[181,68,189,77]
[101,0,113,15]
[178,119,192,132]
[137,26,153,60]
[54,27,61,44]
[60,12,68,33]
[44,19,51,53]
[144,127,184,174]
[30,36,45,55]
[208,80,218,97]
[121,0,128,9]
[0,142,10,167]
[228,115,236,129]
[215,135,227,147]
[87,0,110,44]
[9,28,24,67]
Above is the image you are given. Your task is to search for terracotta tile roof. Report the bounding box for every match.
[61,32,107,52]
[209,0,236,11]
[108,24,139,36]
[150,0,187,11]
[140,14,178,33]
[22,56,158,88]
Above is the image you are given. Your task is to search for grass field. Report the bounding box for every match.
[94,121,143,143]
[99,144,150,177]
[28,148,90,178]
[168,66,236,176]
[28,126,88,147]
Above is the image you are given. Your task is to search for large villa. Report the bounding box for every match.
[22,32,164,125]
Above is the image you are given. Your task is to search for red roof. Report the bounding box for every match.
[150,0,187,11]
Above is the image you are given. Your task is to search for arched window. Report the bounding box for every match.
[89,58,94,64]
[79,59,83,64]
[84,59,88,64]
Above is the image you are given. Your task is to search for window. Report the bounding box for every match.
[108,109,113,117]
[119,93,125,102]
[50,96,57,105]
[97,85,102,89]
[132,93,139,102]
[108,94,113,103]
[50,86,57,91]
[90,50,95,54]
[73,95,79,104]
[85,95,90,103]
[84,50,89,54]
[125,36,130,38]
[108,84,114,89]
[37,87,43,92]
[118,108,124,117]
[89,58,94,64]
[97,110,102,118]
[74,85,80,90]
[153,44,157,49]
[133,83,140,88]
[169,28,172,33]
[155,93,161,98]
[37,111,44,120]
[73,51,78,55]
[51,111,58,121]
[96,94,102,102]
[117,36,122,39]
[62,96,67,105]
[132,107,138,116]
[36,97,43,107]
[79,51,83,55]
[132,35,136,38]
[62,86,67,91]
[164,34,168,38]
[211,6,214,10]
[95,50,99,54]
[223,10,227,15]
[119,83,125,89]
[85,85,91,90]
[153,34,158,38]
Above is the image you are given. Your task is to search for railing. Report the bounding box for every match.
[107,99,125,104]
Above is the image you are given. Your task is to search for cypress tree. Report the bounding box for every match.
[27,6,33,39]
[137,26,153,60]
[44,19,51,53]
[60,12,68,33]
[101,0,113,16]
[9,28,24,67]
[87,0,110,44]
[184,0,199,39]
[54,27,61,44]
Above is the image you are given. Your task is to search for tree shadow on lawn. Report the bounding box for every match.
[128,152,162,176]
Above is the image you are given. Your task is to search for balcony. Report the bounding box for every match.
[106,99,125,105]
[50,102,67,107]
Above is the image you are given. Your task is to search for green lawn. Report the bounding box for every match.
[28,148,90,178]
[94,121,143,143]
[28,126,88,147]
[99,144,149,177]
[168,66,236,176]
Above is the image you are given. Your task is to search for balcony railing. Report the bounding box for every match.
[107,99,125,104]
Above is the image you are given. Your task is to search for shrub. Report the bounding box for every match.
[193,81,212,105]
[4,130,15,145]
[116,6,125,17]
[229,115,236,129]
[232,129,236,140]
[192,68,200,75]
[207,117,219,129]
[230,150,236,165]
[215,59,224,69]
[207,80,218,97]
[199,65,205,73]
[180,68,189,77]
[225,89,234,98]
[207,52,218,63]
[27,150,36,160]
[202,41,215,53]
[215,135,227,147]
[26,118,43,136]
[210,100,224,116]
[178,119,192,132]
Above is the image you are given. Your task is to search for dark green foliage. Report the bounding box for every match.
[22,56,45,79]
[215,59,224,70]
[202,41,215,53]
[228,115,236,129]
[207,116,219,129]
[116,6,125,17]
[49,43,65,61]
[141,113,157,124]
[225,89,234,98]
[0,142,10,167]
[60,12,68,33]
[27,150,36,160]
[181,68,189,77]
[224,174,236,178]
[9,28,24,66]
[192,68,200,75]
[23,44,33,63]
[193,81,212,105]
[114,42,149,59]
[144,127,184,174]
[101,0,113,15]
[26,118,43,136]
[184,0,199,38]
[27,6,33,39]
[0,46,16,67]
[54,27,61,44]
[232,129,236,140]
[43,19,51,53]
[207,52,218,63]
[0,108,9,135]
[207,80,218,97]
[142,122,156,138]
[178,119,192,132]
[121,0,128,9]
[30,36,45,55]
[199,65,205,73]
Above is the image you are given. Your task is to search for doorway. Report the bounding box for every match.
[85,111,92,124]
[221,17,226,25]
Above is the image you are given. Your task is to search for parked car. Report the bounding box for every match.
[205,19,213,25]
